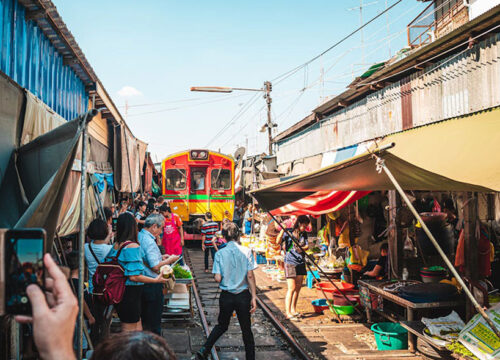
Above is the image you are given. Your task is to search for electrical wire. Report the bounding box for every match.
[126,92,252,117]
[355,23,500,88]
[271,0,403,85]
[205,92,262,148]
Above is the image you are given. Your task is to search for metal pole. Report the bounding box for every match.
[375,156,500,338]
[264,81,273,156]
[77,109,98,359]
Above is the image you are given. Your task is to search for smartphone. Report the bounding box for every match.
[4,228,46,315]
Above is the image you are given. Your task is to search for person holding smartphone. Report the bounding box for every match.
[105,213,168,332]
[277,215,310,321]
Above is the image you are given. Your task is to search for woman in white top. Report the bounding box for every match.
[84,218,112,346]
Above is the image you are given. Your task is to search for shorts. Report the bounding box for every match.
[115,285,143,323]
[284,263,307,278]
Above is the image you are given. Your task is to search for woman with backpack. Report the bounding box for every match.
[84,219,112,345]
[105,213,168,331]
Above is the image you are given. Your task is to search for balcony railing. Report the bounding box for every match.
[407,0,467,49]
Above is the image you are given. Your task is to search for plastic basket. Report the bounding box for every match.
[371,323,408,351]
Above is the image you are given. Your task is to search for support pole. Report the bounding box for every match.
[374,156,500,338]
[264,81,273,156]
[77,109,98,359]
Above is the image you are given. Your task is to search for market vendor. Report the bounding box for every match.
[264,214,282,267]
[362,243,388,279]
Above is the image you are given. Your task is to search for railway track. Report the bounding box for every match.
[185,248,313,360]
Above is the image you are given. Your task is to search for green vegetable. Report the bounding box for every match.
[173,264,192,279]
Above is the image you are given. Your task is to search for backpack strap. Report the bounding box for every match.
[114,241,134,260]
[88,243,100,264]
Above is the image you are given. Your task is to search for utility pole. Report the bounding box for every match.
[264,81,273,156]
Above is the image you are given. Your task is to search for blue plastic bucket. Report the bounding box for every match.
[371,322,408,350]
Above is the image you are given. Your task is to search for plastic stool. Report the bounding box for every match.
[307,271,320,288]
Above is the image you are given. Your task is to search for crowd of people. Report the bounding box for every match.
[15,195,318,360]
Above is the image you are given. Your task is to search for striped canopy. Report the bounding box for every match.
[271,190,370,216]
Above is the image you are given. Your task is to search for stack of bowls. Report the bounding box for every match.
[420,266,447,283]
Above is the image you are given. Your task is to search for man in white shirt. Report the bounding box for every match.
[196,222,257,360]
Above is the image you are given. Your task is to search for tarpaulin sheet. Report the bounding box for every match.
[253,108,500,211]
[143,153,154,193]
[12,117,85,249]
[21,90,65,146]
[271,190,370,216]
[0,73,25,226]
[113,125,147,193]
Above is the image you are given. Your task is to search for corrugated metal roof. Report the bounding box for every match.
[0,0,88,119]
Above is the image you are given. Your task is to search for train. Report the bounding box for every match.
[161,149,235,240]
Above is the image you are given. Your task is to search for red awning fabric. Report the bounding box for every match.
[270,190,370,216]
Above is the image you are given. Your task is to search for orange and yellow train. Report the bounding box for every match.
[161,149,235,240]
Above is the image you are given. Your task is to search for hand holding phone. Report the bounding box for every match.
[4,229,46,315]
[16,254,78,360]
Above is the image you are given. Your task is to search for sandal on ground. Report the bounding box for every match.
[286,315,300,321]
[292,312,303,318]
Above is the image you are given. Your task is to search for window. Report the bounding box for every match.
[191,169,206,191]
[211,169,231,190]
[165,169,186,190]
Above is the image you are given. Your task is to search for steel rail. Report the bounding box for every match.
[255,295,313,360]
[185,251,220,360]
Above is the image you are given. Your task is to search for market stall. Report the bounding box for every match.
[251,108,500,359]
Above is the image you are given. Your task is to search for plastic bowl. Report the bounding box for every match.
[333,294,360,306]
[333,304,356,315]
[311,299,330,314]
[315,281,355,294]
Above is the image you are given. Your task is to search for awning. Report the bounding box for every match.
[271,190,370,216]
[253,107,500,211]
[113,125,148,193]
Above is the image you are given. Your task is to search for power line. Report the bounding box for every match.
[271,0,403,85]
[126,92,252,117]
[205,92,262,148]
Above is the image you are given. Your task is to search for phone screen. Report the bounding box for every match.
[5,230,45,315]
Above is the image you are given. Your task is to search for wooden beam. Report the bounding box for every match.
[63,56,77,66]
[25,9,46,21]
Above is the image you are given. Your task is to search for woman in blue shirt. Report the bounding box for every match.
[106,213,167,332]
[277,215,310,320]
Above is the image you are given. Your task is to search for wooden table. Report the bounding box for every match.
[358,280,461,352]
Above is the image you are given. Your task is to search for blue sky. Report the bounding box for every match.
[52,0,427,161]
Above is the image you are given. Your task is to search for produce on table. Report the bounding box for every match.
[318,255,345,270]
[173,264,192,279]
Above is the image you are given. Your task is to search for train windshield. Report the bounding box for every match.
[191,168,206,191]
[165,169,186,190]
[211,169,231,190]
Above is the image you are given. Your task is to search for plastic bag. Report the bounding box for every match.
[458,302,500,360]
[421,311,465,341]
